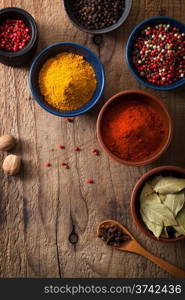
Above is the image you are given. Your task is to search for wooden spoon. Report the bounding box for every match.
[97,219,185,278]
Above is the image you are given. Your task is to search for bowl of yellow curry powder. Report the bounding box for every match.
[29,42,105,117]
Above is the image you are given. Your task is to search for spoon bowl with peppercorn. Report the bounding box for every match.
[126,16,185,90]
[97,219,185,277]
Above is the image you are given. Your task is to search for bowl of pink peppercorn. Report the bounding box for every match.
[0,7,38,66]
[126,16,185,90]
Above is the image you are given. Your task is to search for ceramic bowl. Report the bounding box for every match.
[29,42,105,117]
[97,90,172,166]
[64,0,132,34]
[130,165,185,243]
[0,7,38,66]
[126,16,185,90]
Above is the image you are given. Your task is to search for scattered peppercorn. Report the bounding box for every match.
[74,146,80,151]
[70,0,125,30]
[64,117,74,123]
[98,224,131,247]
[85,178,94,183]
[44,162,51,167]
[61,162,70,169]
[59,144,65,150]
[91,148,99,156]
[132,24,185,86]
[0,19,31,52]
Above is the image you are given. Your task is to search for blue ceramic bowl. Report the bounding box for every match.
[126,16,185,91]
[29,42,105,117]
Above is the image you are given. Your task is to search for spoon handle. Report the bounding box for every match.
[134,243,185,278]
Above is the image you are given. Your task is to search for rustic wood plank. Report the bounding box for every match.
[0,0,185,278]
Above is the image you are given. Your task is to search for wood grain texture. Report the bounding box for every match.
[0,0,185,278]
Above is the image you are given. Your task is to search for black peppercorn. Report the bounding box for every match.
[70,0,125,30]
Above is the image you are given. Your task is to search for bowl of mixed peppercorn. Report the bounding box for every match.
[64,0,132,34]
[126,16,185,90]
[0,7,38,66]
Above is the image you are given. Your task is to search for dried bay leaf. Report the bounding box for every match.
[176,207,185,234]
[153,176,185,194]
[140,182,153,202]
[159,194,166,203]
[164,192,185,216]
[141,202,177,226]
[174,225,185,236]
[161,227,169,238]
[148,176,163,188]
[141,211,163,238]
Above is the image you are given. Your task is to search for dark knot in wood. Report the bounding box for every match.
[69,225,79,245]
[93,34,103,46]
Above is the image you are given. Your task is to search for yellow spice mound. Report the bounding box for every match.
[39,52,97,111]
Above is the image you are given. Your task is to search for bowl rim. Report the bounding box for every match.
[0,7,38,57]
[130,165,185,243]
[29,41,105,117]
[63,0,132,34]
[97,89,173,166]
[125,16,185,91]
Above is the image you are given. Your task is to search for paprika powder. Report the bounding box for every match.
[102,100,166,161]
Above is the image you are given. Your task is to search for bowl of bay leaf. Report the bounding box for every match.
[131,166,185,242]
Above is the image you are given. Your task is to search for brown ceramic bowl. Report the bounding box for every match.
[97,90,172,166]
[131,165,185,243]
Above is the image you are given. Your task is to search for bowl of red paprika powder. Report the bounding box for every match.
[97,90,172,166]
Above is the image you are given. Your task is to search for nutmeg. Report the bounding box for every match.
[0,134,16,151]
[2,154,21,176]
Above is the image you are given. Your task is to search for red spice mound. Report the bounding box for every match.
[102,100,166,161]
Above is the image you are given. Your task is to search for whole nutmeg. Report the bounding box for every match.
[2,154,21,176]
[0,134,16,151]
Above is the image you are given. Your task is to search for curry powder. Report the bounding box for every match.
[39,52,97,111]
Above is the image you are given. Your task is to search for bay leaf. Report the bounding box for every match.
[159,194,166,203]
[164,192,185,216]
[161,227,169,238]
[141,202,177,226]
[173,225,185,236]
[176,206,185,232]
[140,182,153,203]
[149,175,163,188]
[153,176,185,194]
[141,211,163,238]
[175,231,182,238]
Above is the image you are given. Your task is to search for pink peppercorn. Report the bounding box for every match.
[64,117,74,123]
[132,24,185,86]
[91,149,100,156]
[85,178,94,184]
[0,19,31,52]
[44,162,51,167]
[74,146,80,151]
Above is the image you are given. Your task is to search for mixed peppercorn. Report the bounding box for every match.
[132,24,185,86]
[0,19,31,52]
[70,0,125,30]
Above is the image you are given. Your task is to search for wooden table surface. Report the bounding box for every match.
[0,0,185,278]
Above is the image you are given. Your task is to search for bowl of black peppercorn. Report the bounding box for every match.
[0,7,38,66]
[64,0,132,34]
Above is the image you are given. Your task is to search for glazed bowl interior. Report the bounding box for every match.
[131,166,185,242]
[29,42,105,117]
[126,16,185,90]
[97,90,172,166]
[64,0,132,34]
